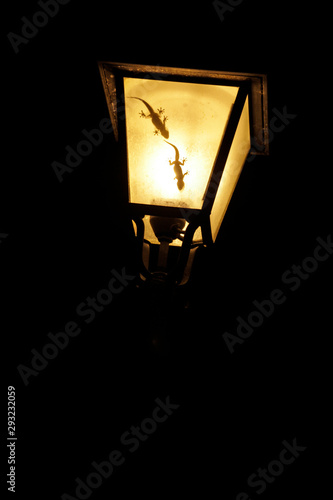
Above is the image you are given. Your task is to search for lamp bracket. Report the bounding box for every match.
[132,215,202,288]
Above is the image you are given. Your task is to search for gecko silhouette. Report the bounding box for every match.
[164,141,188,191]
[130,97,169,138]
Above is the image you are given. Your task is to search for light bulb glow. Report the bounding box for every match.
[124,77,239,210]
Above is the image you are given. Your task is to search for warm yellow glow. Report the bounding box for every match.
[140,216,203,247]
[124,77,239,210]
[210,96,251,241]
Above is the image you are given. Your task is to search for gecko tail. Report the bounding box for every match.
[128,96,142,103]
[128,96,145,104]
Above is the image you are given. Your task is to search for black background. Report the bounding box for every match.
[2,1,331,499]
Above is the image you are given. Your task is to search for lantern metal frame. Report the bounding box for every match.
[98,62,269,287]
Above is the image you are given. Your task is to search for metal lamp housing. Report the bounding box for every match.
[98,62,269,286]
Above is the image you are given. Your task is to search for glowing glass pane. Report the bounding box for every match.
[210,96,251,241]
[124,77,239,210]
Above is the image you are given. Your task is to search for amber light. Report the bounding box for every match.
[99,62,268,286]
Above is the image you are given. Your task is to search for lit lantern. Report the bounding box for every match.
[98,62,268,286]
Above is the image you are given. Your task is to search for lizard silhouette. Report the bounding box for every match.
[130,97,169,138]
[164,141,188,191]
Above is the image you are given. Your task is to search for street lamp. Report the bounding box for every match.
[98,62,268,287]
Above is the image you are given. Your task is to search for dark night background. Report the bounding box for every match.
[2,1,331,499]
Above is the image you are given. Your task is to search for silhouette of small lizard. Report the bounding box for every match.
[164,141,188,191]
[130,97,169,138]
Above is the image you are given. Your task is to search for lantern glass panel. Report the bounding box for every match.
[124,77,239,210]
[210,96,251,241]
